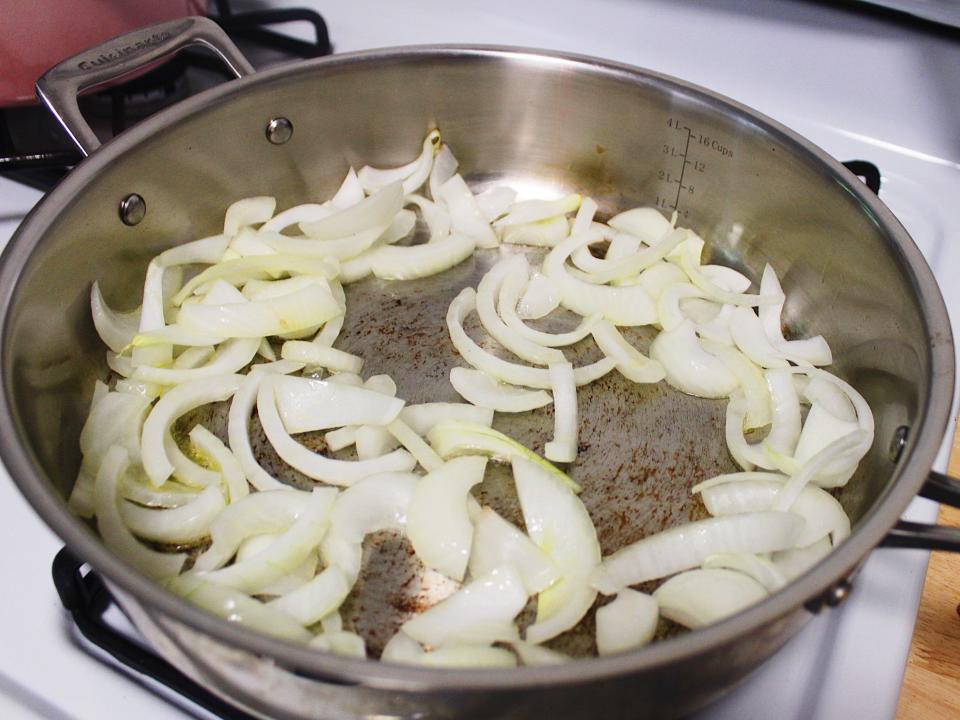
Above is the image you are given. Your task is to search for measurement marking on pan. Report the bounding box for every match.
[655,117,730,218]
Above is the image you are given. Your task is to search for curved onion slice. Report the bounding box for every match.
[517,272,561,319]
[257,377,416,485]
[428,143,458,201]
[90,282,140,353]
[368,232,476,280]
[402,565,526,647]
[387,418,444,471]
[678,238,782,307]
[94,446,186,579]
[772,430,871,511]
[271,374,404,433]
[544,362,578,463]
[658,283,707,330]
[591,320,666,384]
[495,194,581,227]
[725,391,773,470]
[223,196,276,237]
[358,129,440,195]
[428,420,579,492]
[260,225,388,261]
[701,553,787,591]
[691,470,790,495]
[399,402,494,436]
[227,362,302,492]
[267,565,351,626]
[698,479,850,547]
[172,254,339,306]
[512,456,600,644]
[133,338,259,386]
[261,203,329,234]
[632,261,688,298]
[165,575,311,643]
[355,425,400,459]
[196,487,336,593]
[80,390,151,472]
[449,367,552,413]
[476,258,565,365]
[468,505,560,594]
[653,568,768,629]
[591,511,803,594]
[607,207,672,241]
[764,368,802,456]
[498,259,600,347]
[729,306,789,369]
[177,282,341,340]
[418,645,517,668]
[164,432,220,488]
[133,259,172,369]
[188,424,248,503]
[407,456,487,581]
[320,472,420,581]
[281,341,363,374]
[582,227,685,285]
[193,489,312,572]
[298,182,403,240]
[794,403,861,466]
[158,233,231,268]
[701,339,770,429]
[309,631,367,657]
[438,174,498,249]
[447,288,616,389]
[141,374,243,486]
[475,186,517,222]
[120,484,225,544]
[595,589,659,655]
[758,265,832,365]
[803,376,856,421]
[543,231,657,326]
[500,216,570,247]
[649,320,739,398]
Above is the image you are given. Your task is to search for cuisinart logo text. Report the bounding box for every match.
[77,31,173,70]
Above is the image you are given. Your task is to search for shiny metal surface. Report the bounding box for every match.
[0,43,953,719]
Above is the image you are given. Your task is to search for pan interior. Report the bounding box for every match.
[1,50,933,659]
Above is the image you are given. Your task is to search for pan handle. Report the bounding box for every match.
[880,471,960,551]
[35,16,254,157]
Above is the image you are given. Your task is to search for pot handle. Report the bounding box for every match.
[35,16,254,157]
[881,470,960,551]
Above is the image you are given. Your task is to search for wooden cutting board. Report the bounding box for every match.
[895,422,960,719]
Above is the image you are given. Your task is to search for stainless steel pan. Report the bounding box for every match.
[2,17,959,719]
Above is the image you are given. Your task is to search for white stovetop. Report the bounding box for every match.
[2,1,959,718]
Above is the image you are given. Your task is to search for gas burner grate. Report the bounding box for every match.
[0,0,332,193]
[53,547,257,720]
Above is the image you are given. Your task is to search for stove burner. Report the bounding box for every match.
[53,547,257,720]
[0,0,332,192]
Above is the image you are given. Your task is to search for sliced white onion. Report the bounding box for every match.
[280,341,363,374]
[511,641,570,665]
[607,207,672,242]
[330,166,366,209]
[595,589,659,655]
[772,430,871,511]
[428,144,458,202]
[407,456,487,581]
[698,478,850,547]
[701,553,787,592]
[764,368,802,458]
[122,473,202,509]
[158,234,231,268]
[701,265,752,293]
[543,231,657,326]
[475,186,518,222]
[140,374,242,486]
[724,391,773,471]
[224,196,276,237]
[368,232,476,280]
[632,262,688,298]
[165,432,221,489]
[418,645,517,668]
[468,504,560,595]
[802,376,857,422]
[701,339,770,429]
[658,282,707,331]
[498,258,600,347]
[309,631,367,658]
[449,367,552,413]
[193,489,314,572]
[500,216,570,247]
[544,362,578,463]
[583,228,686,285]
[512,456,600,644]
[358,129,440,195]
[80,390,151,473]
[267,565,351,626]
[517,271,561,320]
[325,426,357,452]
[381,631,426,664]
[260,203,330,234]
[259,225,387,261]
[649,320,739,398]
[94,445,186,579]
[164,575,311,643]
[428,420,580,492]
[320,472,419,582]
[257,377,416,485]
[405,194,451,242]
[591,320,666,384]
[133,338,259,386]
[402,565,526,647]
[90,282,140,353]
[794,402,861,466]
[446,288,616,389]
[196,487,336,594]
[591,511,803,594]
[758,264,832,365]
[772,537,832,579]
[691,470,789,495]
[729,306,789,369]
[653,568,768,629]
[120,484,225,545]
[495,194,581,227]
[355,425,401,459]
[271,374,403,433]
[678,238,783,308]
[188,424,248,503]
[399,402,494,435]
[299,182,403,240]
[386,417,444,472]
[437,174,498,249]
[132,259,172,369]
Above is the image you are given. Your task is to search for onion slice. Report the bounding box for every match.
[544,362,578,463]
[449,367,553,413]
[90,282,140,353]
[595,589,658,655]
[368,232,476,280]
[653,568,768,629]
[271,374,404,433]
[468,504,560,595]
[120,485,226,545]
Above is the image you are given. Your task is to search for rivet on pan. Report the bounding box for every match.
[118,193,146,226]
[824,579,853,607]
[889,425,909,463]
[265,117,293,145]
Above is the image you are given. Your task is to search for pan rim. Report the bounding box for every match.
[0,43,953,690]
